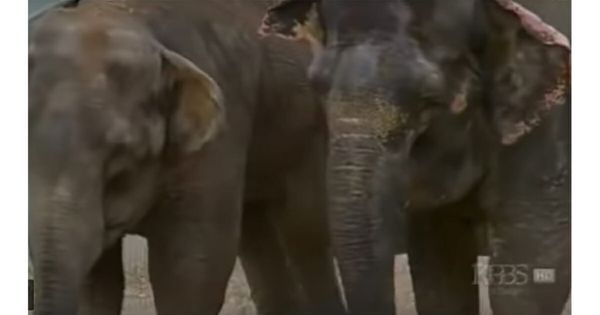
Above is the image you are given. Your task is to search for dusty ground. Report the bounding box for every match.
[119,236,570,315]
[120,236,257,315]
[28,235,569,315]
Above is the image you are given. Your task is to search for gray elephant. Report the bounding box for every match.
[28,0,345,314]
[260,0,570,315]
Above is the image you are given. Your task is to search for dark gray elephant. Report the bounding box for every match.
[260,0,570,315]
[28,0,345,314]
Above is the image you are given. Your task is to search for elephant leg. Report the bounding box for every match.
[78,240,124,315]
[407,204,480,315]
[143,135,247,314]
[274,147,346,315]
[487,200,570,315]
[146,214,240,315]
[239,202,304,315]
[145,173,244,315]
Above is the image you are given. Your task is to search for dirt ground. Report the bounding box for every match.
[28,236,570,315]
[118,236,570,315]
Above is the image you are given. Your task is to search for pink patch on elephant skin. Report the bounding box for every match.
[494,0,570,49]
[494,0,571,145]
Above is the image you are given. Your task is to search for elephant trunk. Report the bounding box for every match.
[30,173,103,315]
[327,97,389,313]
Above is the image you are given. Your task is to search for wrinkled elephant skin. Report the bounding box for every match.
[28,0,345,314]
[260,0,571,315]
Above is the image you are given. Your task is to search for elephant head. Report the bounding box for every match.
[260,0,570,313]
[29,6,223,314]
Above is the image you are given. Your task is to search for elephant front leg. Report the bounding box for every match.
[78,240,124,315]
[239,202,304,315]
[487,200,570,315]
[275,195,347,315]
[274,142,347,315]
[145,185,243,315]
[407,205,480,315]
[146,217,240,315]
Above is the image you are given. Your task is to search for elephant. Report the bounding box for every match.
[28,0,346,314]
[259,0,571,315]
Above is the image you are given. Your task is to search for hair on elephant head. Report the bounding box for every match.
[28,4,223,314]
[259,0,570,314]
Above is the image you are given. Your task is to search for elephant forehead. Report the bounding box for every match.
[31,12,154,70]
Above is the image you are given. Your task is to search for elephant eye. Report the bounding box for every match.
[104,141,141,186]
[105,152,132,179]
[106,62,134,86]
[104,155,136,194]
[418,79,447,104]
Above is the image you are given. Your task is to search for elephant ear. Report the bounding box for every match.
[159,45,225,154]
[258,0,324,50]
[481,0,570,145]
